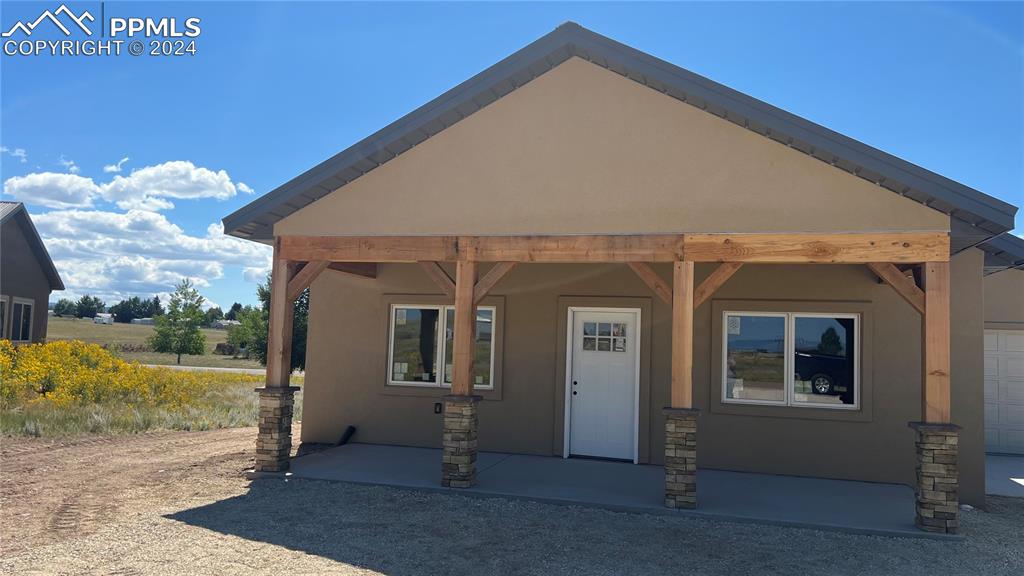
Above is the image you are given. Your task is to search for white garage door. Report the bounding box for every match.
[984,330,1024,454]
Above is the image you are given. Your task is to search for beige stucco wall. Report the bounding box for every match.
[984,268,1024,330]
[276,57,948,237]
[300,248,986,506]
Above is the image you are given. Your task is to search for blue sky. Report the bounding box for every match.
[2,1,1021,308]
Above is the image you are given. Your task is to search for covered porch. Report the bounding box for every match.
[255,231,961,535]
[287,442,960,540]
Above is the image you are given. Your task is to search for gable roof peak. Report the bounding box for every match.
[223,22,1017,251]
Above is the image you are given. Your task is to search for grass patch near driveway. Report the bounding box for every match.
[0,339,301,437]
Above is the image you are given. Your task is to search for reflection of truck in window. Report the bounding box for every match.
[794,350,852,404]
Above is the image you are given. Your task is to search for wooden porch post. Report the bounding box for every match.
[910,260,960,534]
[451,260,478,396]
[266,240,297,388]
[442,259,480,488]
[671,261,695,408]
[664,260,698,509]
[922,261,951,423]
[255,237,300,473]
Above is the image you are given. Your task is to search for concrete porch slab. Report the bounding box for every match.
[289,443,960,540]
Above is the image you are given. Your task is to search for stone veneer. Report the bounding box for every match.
[442,395,481,488]
[255,386,298,473]
[909,422,961,534]
[664,408,699,509]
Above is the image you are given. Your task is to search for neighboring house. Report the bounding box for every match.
[223,24,1021,534]
[131,317,156,326]
[213,319,241,329]
[980,234,1024,455]
[0,201,64,343]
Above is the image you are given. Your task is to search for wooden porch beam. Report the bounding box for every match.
[462,235,684,263]
[671,261,696,408]
[866,262,925,315]
[693,263,743,308]
[286,261,329,302]
[328,262,378,278]
[266,240,298,388]
[683,232,948,263]
[451,261,478,396]
[627,263,672,304]
[474,262,516,304]
[279,232,947,264]
[922,261,951,422]
[418,262,456,298]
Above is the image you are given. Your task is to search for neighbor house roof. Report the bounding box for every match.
[980,233,1024,275]
[0,201,64,291]
[223,22,1018,253]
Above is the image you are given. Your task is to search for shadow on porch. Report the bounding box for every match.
[280,443,955,540]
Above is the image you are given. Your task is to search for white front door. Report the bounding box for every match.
[567,308,640,461]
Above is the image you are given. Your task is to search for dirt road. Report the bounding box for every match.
[0,426,278,557]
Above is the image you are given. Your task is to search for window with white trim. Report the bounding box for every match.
[388,304,496,389]
[0,296,8,339]
[9,298,34,343]
[723,311,858,409]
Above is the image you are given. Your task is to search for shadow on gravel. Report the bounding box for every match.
[166,480,1024,576]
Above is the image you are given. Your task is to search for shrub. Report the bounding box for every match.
[0,339,290,436]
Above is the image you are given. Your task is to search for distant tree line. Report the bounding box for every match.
[53,294,164,322]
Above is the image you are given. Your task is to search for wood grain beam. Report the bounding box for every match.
[671,261,695,408]
[418,262,455,299]
[461,235,684,263]
[693,263,743,308]
[627,263,671,304]
[286,261,329,302]
[683,232,948,263]
[279,232,948,264]
[451,261,478,396]
[474,262,516,304]
[266,240,297,388]
[922,261,951,422]
[866,262,925,315]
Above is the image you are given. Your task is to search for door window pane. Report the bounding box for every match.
[390,307,439,383]
[793,316,856,406]
[443,308,495,388]
[11,303,23,341]
[724,315,785,403]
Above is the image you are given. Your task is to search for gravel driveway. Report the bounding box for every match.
[1,430,1022,575]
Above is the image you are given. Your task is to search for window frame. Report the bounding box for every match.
[0,295,8,339]
[10,297,34,343]
[721,310,860,411]
[386,303,497,390]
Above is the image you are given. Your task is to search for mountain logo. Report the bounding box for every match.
[2,4,95,38]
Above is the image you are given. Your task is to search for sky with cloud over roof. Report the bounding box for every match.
[1,2,1019,308]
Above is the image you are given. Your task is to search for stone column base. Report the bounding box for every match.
[442,395,481,488]
[664,407,699,509]
[909,422,961,534]
[255,386,299,473]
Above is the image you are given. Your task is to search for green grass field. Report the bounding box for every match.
[46,316,263,369]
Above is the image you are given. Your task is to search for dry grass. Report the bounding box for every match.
[46,316,263,369]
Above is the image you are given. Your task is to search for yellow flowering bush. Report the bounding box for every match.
[0,339,288,436]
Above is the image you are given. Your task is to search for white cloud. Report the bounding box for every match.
[2,172,101,209]
[237,182,254,194]
[103,156,130,173]
[1,146,28,163]
[59,155,81,174]
[34,209,272,304]
[4,160,249,211]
